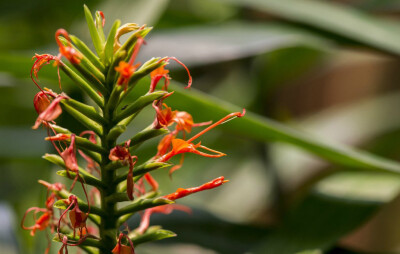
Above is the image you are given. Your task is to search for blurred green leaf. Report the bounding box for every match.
[141,22,331,67]
[129,207,266,253]
[253,171,400,253]
[220,0,400,56]
[165,83,400,174]
[130,227,177,246]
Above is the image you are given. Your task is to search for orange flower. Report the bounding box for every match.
[137,204,190,234]
[58,195,88,239]
[21,208,52,236]
[160,138,226,163]
[112,233,135,254]
[164,176,228,201]
[149,57,192,92]
[149,65,170,93]
[115,61,140,88]
[115,36,145,90]
[55,29,82,64]
[33,90,57,114]
[31,54,59,90]
[153,102,177,128]
[60,134,79,173]
[109,141,138,200]
[32,94,68,129]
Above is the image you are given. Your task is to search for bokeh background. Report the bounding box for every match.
[3,0,400,253]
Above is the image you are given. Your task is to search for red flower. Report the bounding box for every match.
[55,29,82,65]
[60,134,79,173]
[163,176,228,201]
[153,102,177,129]
[137,204,190,234]
[31,54,59,90]
[115,61,140,88]
[33,93,68,129]
[149,57,192,93]
[58,195,88,239]
[33,90,57,114]
[115,37,145,90]
[109,141,138,200]
[112,233,135,254]
[21,208,52,236]
[79,131,100,174]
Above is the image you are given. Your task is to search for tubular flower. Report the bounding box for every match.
[115,36,145,90]
[109,141,138,200]
[55,29,82,64]
[137,204,190,234]
[160,138,226,163]
[60,134,79,173]
[149,65,170,93]
[21,181,64,237]
[115,61,140,87]
[152,99,211,135]
[164,176,228,201]
[79,131,100,174]
[153,102,177,129]
[21,208,52,236]
[156,110,245,174]
[58,195,88,239]
[33,93,69,129]
[33,90,57,114]
[149,57,192,93]
[31,54,59,90]
[112,233,135,254]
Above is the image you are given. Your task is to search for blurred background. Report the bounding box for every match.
[3,0,400,253]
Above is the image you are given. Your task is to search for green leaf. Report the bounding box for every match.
[252,171,400,253]
[95,11,106,46]
[136,207,267,253]
[104,19,121,65]
[166,82,400,174]
[70,35,105,72]
[220,0,400,56]
[130,227,177,246]
[52,234,104,249]
[61,102,103,136]
[116,197,174,217]
[129,128,169,150]
[56,170,106,190]
[106,124,127,143]
[58,36,106,87]
[117,27,153,61]
[141,23,330,67]
[114,161,171,184]
[58,63,104,107]
[83,5,104,59]
[56,189,106,218]
[61,98,107,125]
[296,251,323,254]
[43,154,100,182]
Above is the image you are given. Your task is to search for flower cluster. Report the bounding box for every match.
[22,5,244,254]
